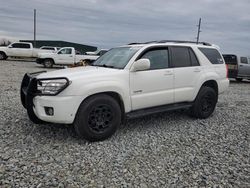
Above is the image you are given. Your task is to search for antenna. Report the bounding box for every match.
[196,18,201,44]
[34,9,36,48]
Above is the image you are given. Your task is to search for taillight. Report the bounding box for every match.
[226,64,229,78]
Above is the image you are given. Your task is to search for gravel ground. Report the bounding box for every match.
[0,60,249,187]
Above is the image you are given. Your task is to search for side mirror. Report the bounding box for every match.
[8,46,12,48]
[131,59,150,72]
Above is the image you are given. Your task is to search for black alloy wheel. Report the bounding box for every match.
[88,104,114,134]
[74,94,121,142]
[190,86,217,119]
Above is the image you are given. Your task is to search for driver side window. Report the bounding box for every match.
[140,48,169,70]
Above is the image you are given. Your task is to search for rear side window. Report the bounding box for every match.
[140,48,169,70]
[171,47,200,67]
[240,57,248,64]
[199,48,223,64]
[223,55,237,65]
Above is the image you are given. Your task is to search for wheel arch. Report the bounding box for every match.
[44,58,55,64]
[76,91,126,122]
[201,80,218,96]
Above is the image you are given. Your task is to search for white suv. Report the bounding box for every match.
[21,40,229,141]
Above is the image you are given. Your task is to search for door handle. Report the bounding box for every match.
[164,70,173,75]
[194,68,201,72]
[239,65,243,67]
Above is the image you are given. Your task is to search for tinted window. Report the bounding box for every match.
[11,43,30,48]
[223,55,237,65]
[199,48,223,64]
[189,48,199,66]
[171,47,191,67]
[20,44,31,48]
[11,43,22,48]
[141,48,169,70]
[240,57,248,64]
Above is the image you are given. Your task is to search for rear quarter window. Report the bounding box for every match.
[240,57,248,64]
[199,48,224,64]
[223,55,237,65]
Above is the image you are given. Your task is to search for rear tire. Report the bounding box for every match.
[43,59,54,68]
[190,86,217,119]
[74,94,121,142]
[0,52,7,60]
[236,78,243,82]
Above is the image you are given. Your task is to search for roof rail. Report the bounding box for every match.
[127,42,144,45]
[128,40,212,46]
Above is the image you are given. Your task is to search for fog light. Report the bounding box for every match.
[44,107,54,116]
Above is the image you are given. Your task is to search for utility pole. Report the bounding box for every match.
[34,9,36,47]
[196,18,201,44]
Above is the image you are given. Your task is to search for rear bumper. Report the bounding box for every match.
[218,78,229,94]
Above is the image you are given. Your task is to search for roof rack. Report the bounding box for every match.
[128,40,212,46]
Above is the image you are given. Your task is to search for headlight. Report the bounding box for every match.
[37,78,70,95]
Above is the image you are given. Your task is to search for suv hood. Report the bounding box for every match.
[0,46,8,50]
[36,66,123,80]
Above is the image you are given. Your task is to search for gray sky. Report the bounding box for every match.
[0,0,249,55]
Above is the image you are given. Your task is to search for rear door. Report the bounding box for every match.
[238,57,250,78]
[170,46,203,103]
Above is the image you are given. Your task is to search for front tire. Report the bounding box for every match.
[0,52,7,60]
[190,86,217,119]
[74,94,121,142]
[43,59,54,68]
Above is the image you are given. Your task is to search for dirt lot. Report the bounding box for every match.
[0,60,249,187]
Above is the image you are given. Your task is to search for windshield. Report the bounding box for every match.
[92,47,141,69]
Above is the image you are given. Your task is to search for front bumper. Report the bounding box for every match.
[20,72,82,124]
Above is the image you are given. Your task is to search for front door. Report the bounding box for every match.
[56,48,74,64]
[238,57,250,77]
[130,47,174,110]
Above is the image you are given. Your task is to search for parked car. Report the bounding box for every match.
[223,54,250,81]
[21,40,229,141]
[36,47,100,68]
[40,46,60,52]
[0,42,55,60]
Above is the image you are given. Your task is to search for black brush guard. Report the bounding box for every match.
[20,71,47,124]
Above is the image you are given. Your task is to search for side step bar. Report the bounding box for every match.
[126,102,193,119]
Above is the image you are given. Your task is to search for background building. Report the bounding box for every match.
[20,40,97,54]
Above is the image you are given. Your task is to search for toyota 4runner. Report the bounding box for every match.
[20,40,229,141]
